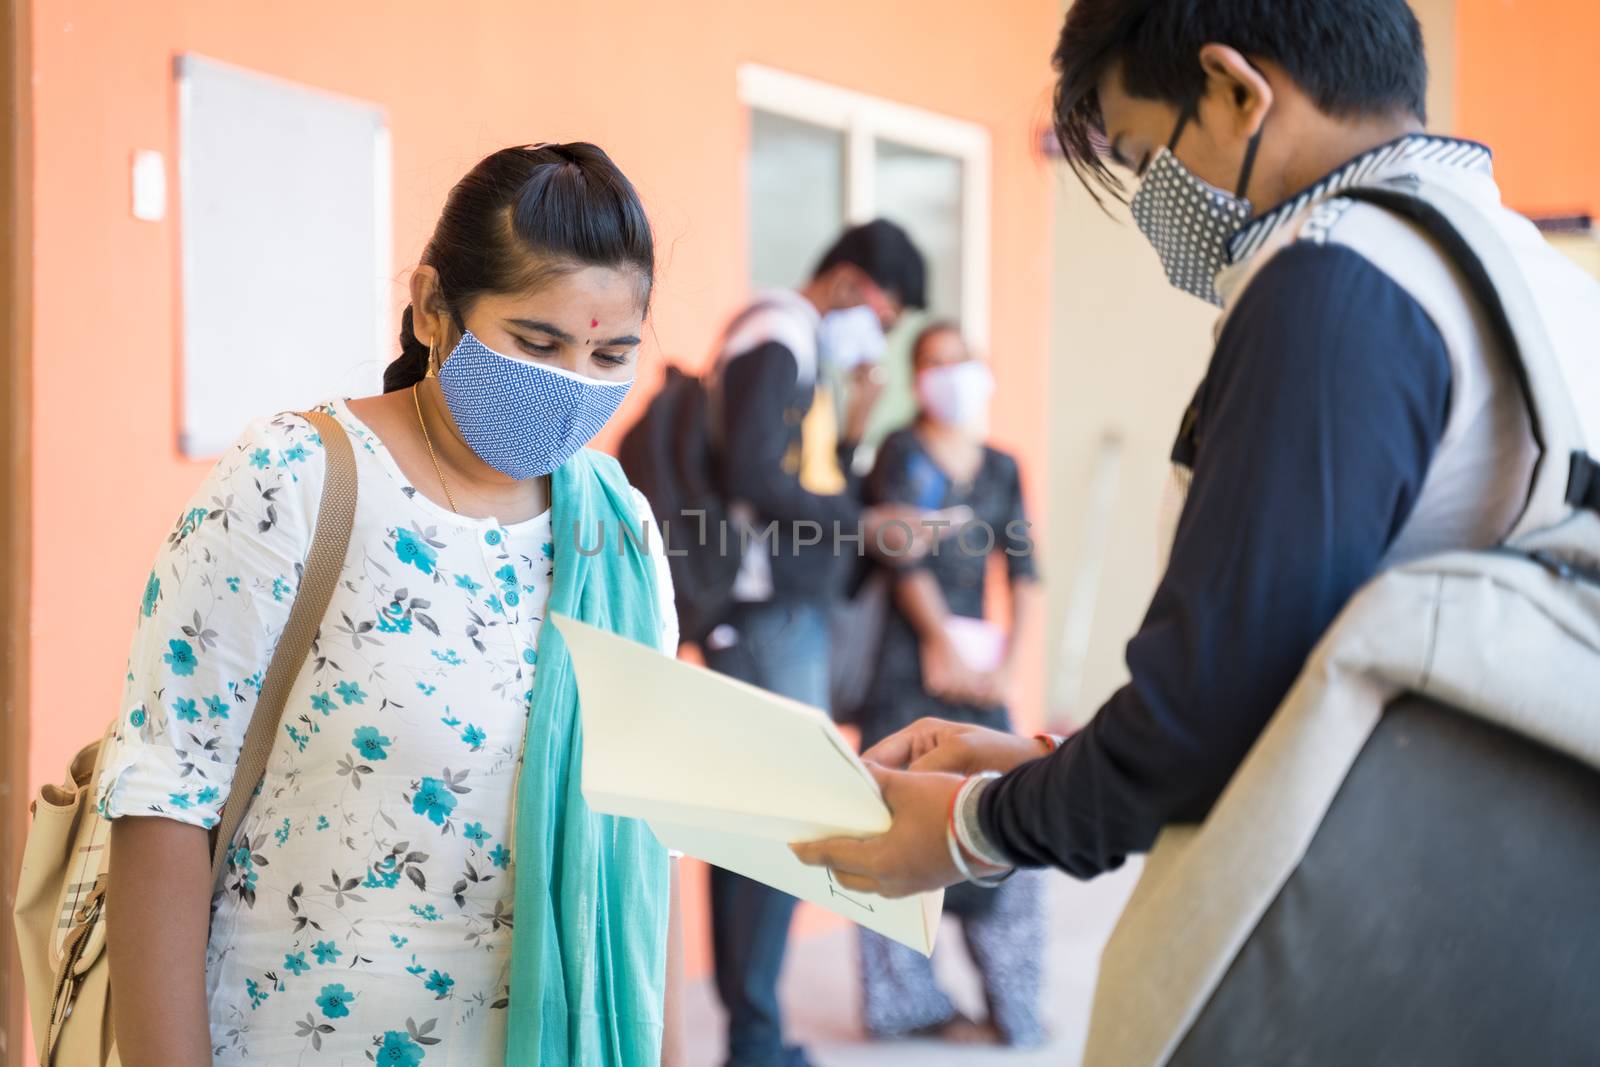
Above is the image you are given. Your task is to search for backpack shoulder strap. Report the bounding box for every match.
[1343,180,1596,540]
[705,296,809,452]
[714,295,820,387]
[208,410,357,885]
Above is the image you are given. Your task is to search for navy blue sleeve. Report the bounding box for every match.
[981,242,1452,877]
[999,452,1039,584]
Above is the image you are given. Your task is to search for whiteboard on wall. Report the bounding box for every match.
[177,55,391,458]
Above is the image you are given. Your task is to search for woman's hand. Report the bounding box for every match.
[969,662,1015,710]
[919,634,988,705]
[660,858,686,1067]
[862,504,939,562]
[864,717,1051,776]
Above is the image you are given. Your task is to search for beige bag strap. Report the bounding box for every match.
[208,410,357,885]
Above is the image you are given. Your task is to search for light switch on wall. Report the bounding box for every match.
[131,149,166,221]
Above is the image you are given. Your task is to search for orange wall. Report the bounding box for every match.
[26,0,1059,981]
[1454,0,1600,217]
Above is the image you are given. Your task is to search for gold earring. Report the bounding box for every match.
[428,337,441,378]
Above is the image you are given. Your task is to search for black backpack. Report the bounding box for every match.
[618,365,742,645]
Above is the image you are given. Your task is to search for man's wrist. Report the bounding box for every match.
[953,772,1016,872]
[1034,732,1069,753]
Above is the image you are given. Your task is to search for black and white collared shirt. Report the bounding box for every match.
[1227,134,1492,266]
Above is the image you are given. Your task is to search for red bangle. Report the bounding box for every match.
[946,777,964,829]
[1034,732,1063,753]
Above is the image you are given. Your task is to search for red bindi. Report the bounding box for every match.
[590,318,599,329]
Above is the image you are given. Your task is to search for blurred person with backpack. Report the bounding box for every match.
[639,219,929,1067]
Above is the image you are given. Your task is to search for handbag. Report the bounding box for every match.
[12,409,357,1066]
[827,569,891,725]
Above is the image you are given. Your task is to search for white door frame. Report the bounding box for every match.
[1,0,32,1061]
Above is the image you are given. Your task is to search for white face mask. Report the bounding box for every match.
[816,304,887,371]
[916,360,994,435]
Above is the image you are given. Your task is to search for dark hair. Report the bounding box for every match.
[812,218,928,311]
[385,142,654,392]
[1053,0,1428,201]
[910,320,963,370]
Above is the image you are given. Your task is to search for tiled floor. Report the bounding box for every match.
[683,860,1142,1067]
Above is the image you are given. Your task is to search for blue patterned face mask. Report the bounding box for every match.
[437,330,633,480]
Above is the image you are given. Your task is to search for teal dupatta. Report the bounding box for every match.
[506,448,668,1066]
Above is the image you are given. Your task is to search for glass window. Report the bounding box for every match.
[748,111,846,290]
[865,139,966,444]
[874,138,964,318]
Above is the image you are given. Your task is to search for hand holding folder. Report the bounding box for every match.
[554,614,943,955]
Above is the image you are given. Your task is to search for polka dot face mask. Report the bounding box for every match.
[1129,104,1264,307]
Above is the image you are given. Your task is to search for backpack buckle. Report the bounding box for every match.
[1528,549,1575,582]
[1567,451,1600,514]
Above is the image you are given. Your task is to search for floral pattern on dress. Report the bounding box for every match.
[96,401,676,1064]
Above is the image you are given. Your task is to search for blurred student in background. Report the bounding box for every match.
[856,322,1045,1048]
[704,220,928,1067]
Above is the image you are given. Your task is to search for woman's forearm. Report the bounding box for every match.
[895,568,953,643]
[1004,577,1042,669]
[108,816,216,1067]
[660,859,686,1067]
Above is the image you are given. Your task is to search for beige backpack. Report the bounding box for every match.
[1083,181,1600,1065]
[12,410,356,1065]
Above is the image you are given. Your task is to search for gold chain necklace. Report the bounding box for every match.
[413,384,459,513]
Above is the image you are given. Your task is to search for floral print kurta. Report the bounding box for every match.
[96,401,676,1065]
